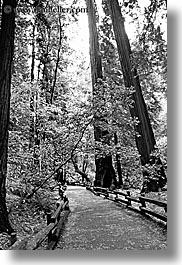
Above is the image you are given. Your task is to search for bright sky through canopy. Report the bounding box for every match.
[68,0,166,55]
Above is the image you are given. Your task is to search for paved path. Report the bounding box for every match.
[56,186,167,250]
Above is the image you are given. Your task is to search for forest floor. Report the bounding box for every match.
[0,185,167,250]
[0,185,59,250]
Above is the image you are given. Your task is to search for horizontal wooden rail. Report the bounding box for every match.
[94,187,108,192]
[26,223,56,250]
[139,196,167,211]
[113,190,128,197]
[115,197,128,205]
[87,185,167,223]
[10,197,70,250]
[51,200,67,222]
[126,195,140,203]
[10,237,30,250]
[47,210,70,250]
[140,207,167,222]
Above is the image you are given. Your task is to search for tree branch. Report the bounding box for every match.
[72,155,90,183]
[26,117,93,199]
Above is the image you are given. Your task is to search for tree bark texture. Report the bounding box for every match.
[108,0,155,165]
[86,0,118,188]
[0,0,17,233]
[107,0,166,189]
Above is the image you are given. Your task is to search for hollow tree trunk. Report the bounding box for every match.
[0,0,17,233]
[86,0,118,188]
[107,0,166,190]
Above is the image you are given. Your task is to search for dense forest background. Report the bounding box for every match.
[0,0,167,238]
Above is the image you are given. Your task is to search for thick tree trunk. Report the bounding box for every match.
[107,0,166,190]
[86,0,118,188]
[0,0,17,233]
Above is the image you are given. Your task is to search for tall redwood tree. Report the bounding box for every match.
[107,0,166,191]
[86,0,118,188]
[0,0,17,233]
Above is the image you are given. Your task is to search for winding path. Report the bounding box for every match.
[56,186,167,250]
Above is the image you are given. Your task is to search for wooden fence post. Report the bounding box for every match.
[139,196,146,214]
[105,188,109,199]
[64,200,70,211]
[10,232,17,245]
[127,191,131,206]
[47,211,52,225]
[56,201,61,208]
[115,192,118,202]
[46,211,53,243]
[56,201,61,222]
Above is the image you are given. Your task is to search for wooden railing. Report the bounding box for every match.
[10,197,70,250]
[86,186,167,223]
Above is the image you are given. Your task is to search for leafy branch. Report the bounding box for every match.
[26,116,94,199]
